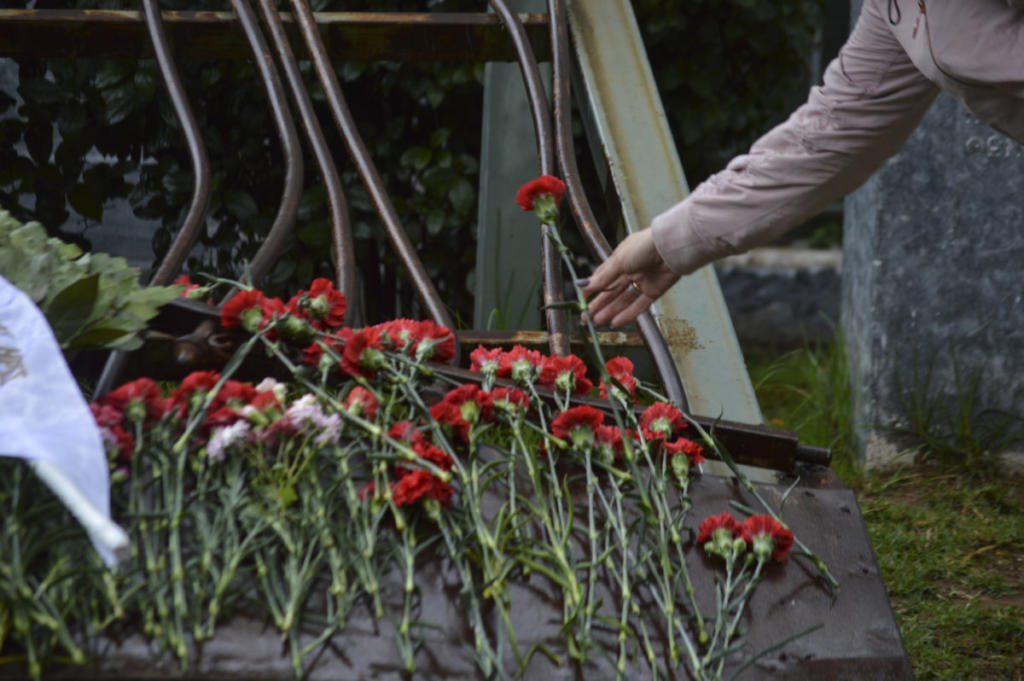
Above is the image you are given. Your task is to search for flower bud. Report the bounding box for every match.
[280,314,315,343]
[307,294,331,319]
[241,306,264,334]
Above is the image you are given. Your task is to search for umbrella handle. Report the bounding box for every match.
[29,459,130,565]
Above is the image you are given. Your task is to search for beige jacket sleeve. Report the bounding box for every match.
[651,0,940,275]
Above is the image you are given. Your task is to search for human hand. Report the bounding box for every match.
[578,229,680,327]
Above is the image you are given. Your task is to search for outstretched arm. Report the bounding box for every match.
[583,0,938,327]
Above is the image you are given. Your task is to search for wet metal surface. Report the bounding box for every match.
[22,467,910,680]
[0,9,552,61]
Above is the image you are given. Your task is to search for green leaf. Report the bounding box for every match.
[68,183,103,222]
[225,190,259,222]
[426,209,445,236]
[66,325,133,349]
[448,178,475,216]
[57,104,88,138]
[296,220,330,248]
[19,78,63,105]
[44,273,101,346]
[124,285,182,307]
[24,122,53,165]
[94,61,132,90]
[100,84,136,126]
[341,61,367,82]
[8,223,49,253]
[278,485,298,508]
[402,146,431,171]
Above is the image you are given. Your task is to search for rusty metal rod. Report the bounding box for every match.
[230,0,303,288]
[487,0,569,357]
[140,0,210,287]
[254,0,358,325]
[547,0,689,412]
[287,0,458,358]
[94,0,213,398]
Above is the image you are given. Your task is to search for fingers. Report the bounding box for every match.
[586,276,651,327]
[611,290,654,327]
[577,228,677,327]
[578,256,622,299]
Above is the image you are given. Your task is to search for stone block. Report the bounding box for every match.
[842,93,1024,467]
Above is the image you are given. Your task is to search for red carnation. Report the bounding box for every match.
[110,425,134,463]
[490,386,531,414]
[640,401,686,441]
[218,379,258,406]
[397,440,455,480]
[551,405,605,449]
[430,384,494,442]
[376,318,419,351]
[249,390,281,413]
[90,402,124,429]
[388,420,428,448]
[593,424,625,462]
[340,327,387,378]
[168,370,221,418]
[411,320,456,363]
[89,403,134,463]
[743,514,794,563]
[220,289,265,331]
[288,278,347,330]
[470,345,504,375]
[538,354,593,395]
[343,386,378,421]
[174,273,198,292]
[499,345,543,383]
[222,289,286,338]
[391,470,453,508]
[358,480,376,501]
[599,356,638,400]
[663,436,705,465]
[696,512,744,546]
[102,377,166,422]
[515,175,566,212]
[413,441,454,472]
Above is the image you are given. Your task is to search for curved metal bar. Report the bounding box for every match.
[488,0,569,357]
[140,0,211,287]
[230,0,303,287]
[96,0,213,399]
[254,0,359,325]
[548,0,688,411]
[287,0,458,356]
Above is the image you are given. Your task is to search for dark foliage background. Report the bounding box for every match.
[0,0,824,324]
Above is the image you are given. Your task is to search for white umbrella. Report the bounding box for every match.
[0,274,129,566]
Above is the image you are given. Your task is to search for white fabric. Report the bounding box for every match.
[0,274,127,566]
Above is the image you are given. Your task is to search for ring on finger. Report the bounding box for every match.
[628,280,643,296]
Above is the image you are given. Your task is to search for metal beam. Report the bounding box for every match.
[567,0,763,423]
[0,9,551,61]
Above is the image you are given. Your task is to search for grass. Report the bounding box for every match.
[747,341,1024,680]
